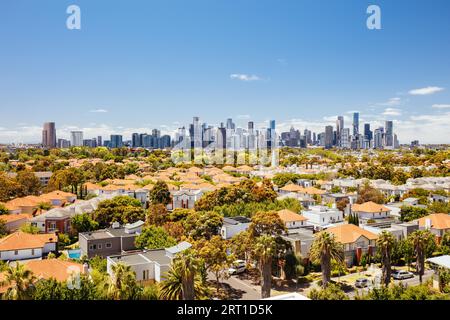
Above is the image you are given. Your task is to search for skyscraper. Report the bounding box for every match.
[336,116,344,147]
[352,112,359,137]
[110,135,123,148]
[42,122,57,149]
[324,125,333,149]
[132,133,140,148]
[97,136,103,147]
[384,121,394,148]
[70,131,84,147]
[248,121,254,131]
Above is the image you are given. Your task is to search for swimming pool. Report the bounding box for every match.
[68,249,81,260]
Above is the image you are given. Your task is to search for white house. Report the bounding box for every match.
[106,242,191,284]
[0,231,57,261]
[168,189,204,210]
[302,206,344,230]
[277,209,308,230]
[221,217,251,240]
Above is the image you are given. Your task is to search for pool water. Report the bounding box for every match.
[68,249,81,260]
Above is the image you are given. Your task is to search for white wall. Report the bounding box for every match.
[221,223,251,240]
[0,248,43,261]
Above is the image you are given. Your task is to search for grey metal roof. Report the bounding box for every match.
[165,241,192,255]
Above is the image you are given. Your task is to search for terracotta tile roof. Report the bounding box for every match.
[40,190,76,201]
[0,232,57,251]
[222,166,237,172]
[280,184,305,192]
[84,182,101,190]
[417,213,450,230]
[352,201,390,213]
[302,187,327,195]
[236,165,254,172]
[324,224,378,244]
[25,259,83,282]
[6,196,42,208]
[277,209,307,222]
[0,214,31,224]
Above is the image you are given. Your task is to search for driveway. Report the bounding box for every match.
[208,272,261,300]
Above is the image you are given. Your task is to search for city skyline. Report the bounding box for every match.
[1,0,450,144]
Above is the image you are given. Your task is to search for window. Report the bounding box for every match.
[31,249,35,256]
[89,245,93,250]
[49,222,56,232]
[15,250,18,255]
[98,244,102,249]
[106,243,112,248]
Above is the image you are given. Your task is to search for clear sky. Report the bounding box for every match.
[1,0,450,143]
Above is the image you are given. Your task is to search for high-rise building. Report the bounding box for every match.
[248,121,254,131]
[57,138,70,148]
[132,133,140,148]
[353,112,359,137]
[42,122,57,149]
[364,123,372,141]
[97,136,102,148]
[336,116,344,147]
[70,131,84,147]
[226,118,235,130]
[374,127,384,149]
[304,129,312,145]
[324,125,333,149]
[341,128,350,149]
[384,121,394,148]
[110,135,123,148]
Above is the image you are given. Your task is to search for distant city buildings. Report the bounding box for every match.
[42,122,57,149]
[39,110,401,151]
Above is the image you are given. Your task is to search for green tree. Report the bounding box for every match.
[15,170,42,197]
[409,230,435,283]
[146,203,169,226]
[20,223,40,234]
[71,213,99,234]
[309,232,344,288]
[377,231,396,286]
[0,218,8,238]
[183,211,223,240]
[357,183,385,204]
[248,210,286,237]
[159,249,207,300]
[108,263,140,300]
[253,235,277,299]
[196,236,233,293]
[400,206,429,222]
[308,283,349,300]
[135,225,177,249]
[92,196,145,228]
[149,181,172,205]
[0,203,10,215]
[0,264,36,300]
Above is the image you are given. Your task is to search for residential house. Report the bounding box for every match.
[0,214,30,232]
[324,224,378,267]
[106,241,191,284]
[79,221,144,258]
[277,209,308,230]
[302,206,344,231]
[416,214,450,242]
[168,189,203,210]
[351,201,393,226]
[0,231,57,261]
[281,228,315,260]
[220,216,251,240]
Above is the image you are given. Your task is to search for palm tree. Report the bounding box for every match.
[159,250,207,300]
[409,230,434,283]
[0,263,36,300]
[377,231,395,286]
[35,202,52,217]
[253,235,276,299]
[108,263,138,300]
[310,232,344,288]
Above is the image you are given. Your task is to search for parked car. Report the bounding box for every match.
[355,278,369,288]
[392,270,414,280]
[228,260,246,275]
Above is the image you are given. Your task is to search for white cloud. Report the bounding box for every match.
[432,104,450,109]
[237,114,251,120]
[382,108,402,116]
[89,109,108,113]
[409,86,444,95]
[382,97,401,106]
[230,74,261,81]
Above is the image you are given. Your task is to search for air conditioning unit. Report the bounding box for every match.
[112,222,120,229]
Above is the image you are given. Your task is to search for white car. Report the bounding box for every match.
[228,260,246,275]
[392,270,414,280]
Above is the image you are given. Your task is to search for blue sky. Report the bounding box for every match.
[1,0,450,143]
